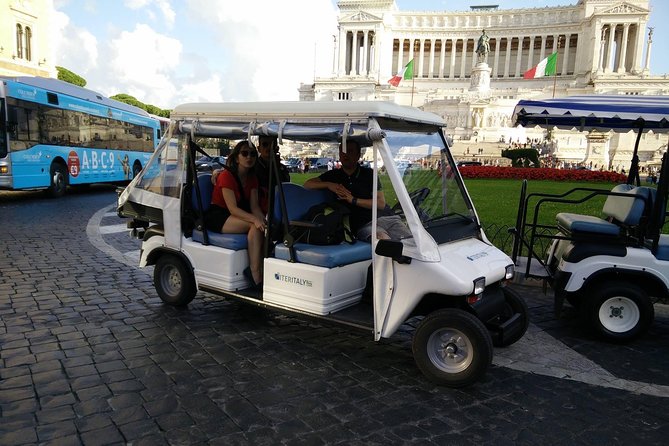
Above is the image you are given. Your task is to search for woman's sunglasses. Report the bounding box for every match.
[239,150,258,158]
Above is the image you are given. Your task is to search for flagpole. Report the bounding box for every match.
[552,36,562,98]
[411,71,415,107]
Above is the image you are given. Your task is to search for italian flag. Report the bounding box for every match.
[388,59,414,87]
[523,52,558,79]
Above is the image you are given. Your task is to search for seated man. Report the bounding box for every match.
[304,140,411,241]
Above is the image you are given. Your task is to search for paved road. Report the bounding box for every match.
[1,187,669,445]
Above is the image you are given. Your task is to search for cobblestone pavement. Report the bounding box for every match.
[1,187,669,445]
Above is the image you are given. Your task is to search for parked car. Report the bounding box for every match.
[284,158,301,173]
[195,155,226,172]
[308,157,330,171]
[457,161,482,167]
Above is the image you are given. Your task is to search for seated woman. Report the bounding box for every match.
[206,140,265,287]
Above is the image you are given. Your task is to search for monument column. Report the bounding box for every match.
[633,22,646,73]
[514,37,523,77]
[439,38,446,77]
[428,38,435,77]
[597,26,606,73]
[350,31,358,75]
[397,37,404,73]
[643,27,653,74]
[449,38,456,78]
[539,35,546,62]
[503,37,511,77]
[362,30,369,75]
[418,38,425,77]
[617,24,630,73]
[460,38,468,79]
[605,23,615,72]
[492,37,500,77]
[527,36,535,70]
[338,27,346,76]
[561,34,570,75]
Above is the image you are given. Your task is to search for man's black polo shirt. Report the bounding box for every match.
[318,165,380,233]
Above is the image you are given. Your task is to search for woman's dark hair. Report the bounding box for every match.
[226,140,255,174]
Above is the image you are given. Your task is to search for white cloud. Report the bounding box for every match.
[187,0,337,101]
[51,0,337,108]
[50,10,99,73]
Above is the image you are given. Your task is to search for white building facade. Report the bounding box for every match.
[0,0,55,79]
[300,0,669,170]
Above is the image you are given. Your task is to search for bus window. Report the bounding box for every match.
[0,98,7,157]
[7,98,39,151]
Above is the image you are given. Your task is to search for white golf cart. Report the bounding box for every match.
[117,101,527,387]
[511,95,669,342]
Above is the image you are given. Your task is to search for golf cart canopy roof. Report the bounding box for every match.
[512,95,669,133]
[172,101,444,126]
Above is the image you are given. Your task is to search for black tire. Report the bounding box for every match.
[493,287,530,347]
[412,309,493,388]
[586,281,654,343]
[47,163,67,198]
[154,254,196,306]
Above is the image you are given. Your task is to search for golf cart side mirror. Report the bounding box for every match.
[375,239,411,264]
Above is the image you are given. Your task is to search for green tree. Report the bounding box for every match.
[110,94,171,118]
[56,66,86,87]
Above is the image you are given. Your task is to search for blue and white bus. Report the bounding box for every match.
[0,76,162,197]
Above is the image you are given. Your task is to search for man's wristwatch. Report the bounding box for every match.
[352,197,358,206]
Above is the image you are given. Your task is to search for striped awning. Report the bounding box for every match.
[512,95,669,133]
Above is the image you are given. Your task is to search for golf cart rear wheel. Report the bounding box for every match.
[587,281,653,343]
[493,287,530,347]
[154,254,196,306]
[412,309,493,388]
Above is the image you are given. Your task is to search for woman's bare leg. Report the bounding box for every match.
[222,217,263,284]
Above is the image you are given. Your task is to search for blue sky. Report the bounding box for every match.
[51,0,668,108]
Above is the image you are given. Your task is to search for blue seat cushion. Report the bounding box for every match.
[192,229,248,250]
[655,235,669,261]
[556,212,621,237]
[274,242,372,268]
[273,183,335,223]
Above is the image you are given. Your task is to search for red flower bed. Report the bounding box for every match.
[458,166,627,183]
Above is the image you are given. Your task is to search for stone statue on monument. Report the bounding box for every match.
[476,29,490,63]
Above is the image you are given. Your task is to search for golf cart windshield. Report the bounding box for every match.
[377,124,478,245]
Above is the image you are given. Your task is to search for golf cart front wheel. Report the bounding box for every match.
[154,254,196,306]
[587,281,653,343]
[412,309,493,388]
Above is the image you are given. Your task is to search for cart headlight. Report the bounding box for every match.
[505,264,515,280]
[473,277,486,296]
[0,166,7,174]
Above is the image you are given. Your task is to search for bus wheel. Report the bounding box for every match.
[587,281,653,343]
[412,309,493,388]
[493,287,529,347]
[47,163,67,198]
[154,254,196,306]
[132,163,142,179]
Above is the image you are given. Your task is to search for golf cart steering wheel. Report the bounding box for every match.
[392,187,431,217]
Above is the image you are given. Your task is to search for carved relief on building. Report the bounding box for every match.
[603,3,647,14]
